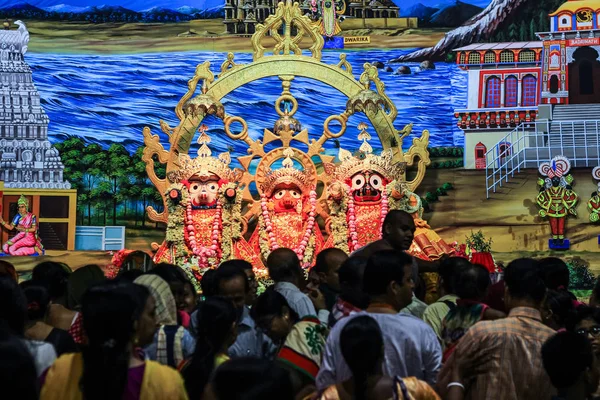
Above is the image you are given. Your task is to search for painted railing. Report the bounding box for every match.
[485,119,600,198]
[75,226,126,251]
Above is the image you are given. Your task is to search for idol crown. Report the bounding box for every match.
[334,148,406,181]
[260,149,313,196]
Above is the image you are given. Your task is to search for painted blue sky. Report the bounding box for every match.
[3,0,492,11]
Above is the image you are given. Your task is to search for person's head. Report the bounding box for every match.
[267,248,303,285]
[438,257,472,296]
[0,260,17,282]
[363,250,414,311]
[571,306,600,356]
[134,274,177,326]
[215,261,250,314]
[381,210,415,251]
[184,297,238,400]
[0,328,38,400]
[543,289,576,331]
[539,257,570,291]
[314,248,348,291]
[80,282,142,400]
[20,280,51,323]
[149,263,195,313]
[338,256,369,309]
[306,267,321,292]
[0,276,26,335]
[542,332,600,396]
[67,264,105,310]
[201,269,218,299]
[454,263,491,301]
[503,258,546,310]
[116,269,144,283]
[32,261,70,302]
[340,315,384,400]
[250,288,299,342]
[203,358,293,400]
[130,284,157,348]
[231,260,257,306]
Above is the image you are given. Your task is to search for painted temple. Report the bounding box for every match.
[0,21,76,250]
[454,0,600,171]
[223,0,278,34]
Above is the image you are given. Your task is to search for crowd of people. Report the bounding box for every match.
[1,210,600,399]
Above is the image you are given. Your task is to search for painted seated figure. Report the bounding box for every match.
[0,195,44,256]
[589,166,600,223]
[326,132,455,261]
[249,148,325,269]
[153,130,256,286]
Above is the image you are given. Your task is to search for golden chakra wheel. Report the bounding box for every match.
[142,0,431,241]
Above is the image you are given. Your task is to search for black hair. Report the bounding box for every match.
[314,248,348,274]
[250,287,299,324]
[0,327,38,400]
[201,269,218,298]
[266,248,301,282]
[362,250,413,297]
[340,316,384,400]
[568,305,600,332]
[0,260,16,281]
[338,257,369,309]
[183,297,237,400]
[438,257,472,294]
[454,264,491,300]
[80,281,138,400]
[215,261,250,294]
[539,257,570,290]
[67,264,106,310]
[209,358,294,400]
[116,269,144,283]
[149,263,190,285]
[545,289,576,329]
[504,258,546,303]
[20,280,51,322]
[0,275,26,335]
[382,209,413,235]
[32,261,70,301]
[542,331,593,389]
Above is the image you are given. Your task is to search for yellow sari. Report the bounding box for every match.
[40,353,188,400]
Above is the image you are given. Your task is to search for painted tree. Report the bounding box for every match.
[104,144,132,225]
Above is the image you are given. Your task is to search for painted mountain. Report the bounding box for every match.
[394,0,564,62]
[0,1,224,20]
[429,1,483,27]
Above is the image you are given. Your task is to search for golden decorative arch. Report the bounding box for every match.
[142,0,430,225]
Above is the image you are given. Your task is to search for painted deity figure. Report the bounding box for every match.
[306,0,345,37]
[536,156,578,246]
[326,130,454,260]
[0,195,44,256]
[154,129,255,286]
[588,166,600,223]
[249,148,324,269]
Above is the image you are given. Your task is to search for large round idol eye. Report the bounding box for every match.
[352,174,366,190]
[190,183,200,192]
[208,183,218,192]
[274,190,286,199]
[369,174,384,190]
[290,190,301,199]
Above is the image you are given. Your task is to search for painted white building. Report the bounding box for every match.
[0,21,70,190]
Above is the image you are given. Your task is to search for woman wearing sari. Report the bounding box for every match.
[251,288,327,395]
[40,281,188,400]
[315,315,439,400]
[0,195,44,256]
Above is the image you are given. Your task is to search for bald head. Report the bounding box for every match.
[382,210,415,251]
[267,248,302,283]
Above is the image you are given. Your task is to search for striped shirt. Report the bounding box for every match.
[439,307,556,400]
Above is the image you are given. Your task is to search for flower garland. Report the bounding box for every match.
[219,182,243,262]
[326,182,350,254]
[184,199,221,268]
[165,183,190,261]
[259,190,318,268]
[346,186,388,253]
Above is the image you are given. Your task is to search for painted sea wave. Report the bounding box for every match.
[26,49,467,161]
